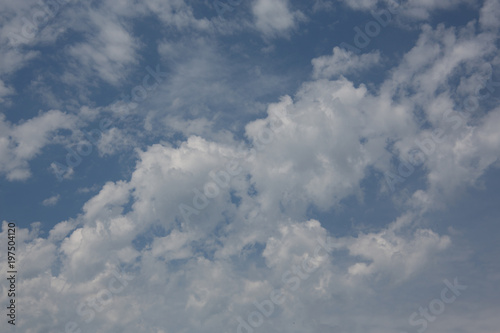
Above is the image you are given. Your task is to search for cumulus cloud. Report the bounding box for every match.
[345,214,451,281]
[1,1,500,333]
[0,215,464,332]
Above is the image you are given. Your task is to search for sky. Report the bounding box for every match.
[0,0,499,332]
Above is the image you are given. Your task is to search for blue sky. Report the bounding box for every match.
[0,0,499,332]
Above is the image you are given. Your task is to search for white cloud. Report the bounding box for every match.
[340,0,474,20]
[0,212,477,333]
[0,0,69,75]
[0,79,14,102]
[312,47,381,79]
[97,127,137,157]
[42,194,60,206]
[67,10,140,85]
[480,0,500,30]
[0,47,38,75]
[252,0,305,38]
[143,0,211,31]
[0,110,77,181]
[141,37,291,139]
[1,3,500,333]
[380,22,500,207]
[345,214,451,281]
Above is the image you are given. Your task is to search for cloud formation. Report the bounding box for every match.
[0,1,499,333]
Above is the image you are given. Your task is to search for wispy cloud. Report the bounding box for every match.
[42,194,60,206]
[1,1,499,332]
